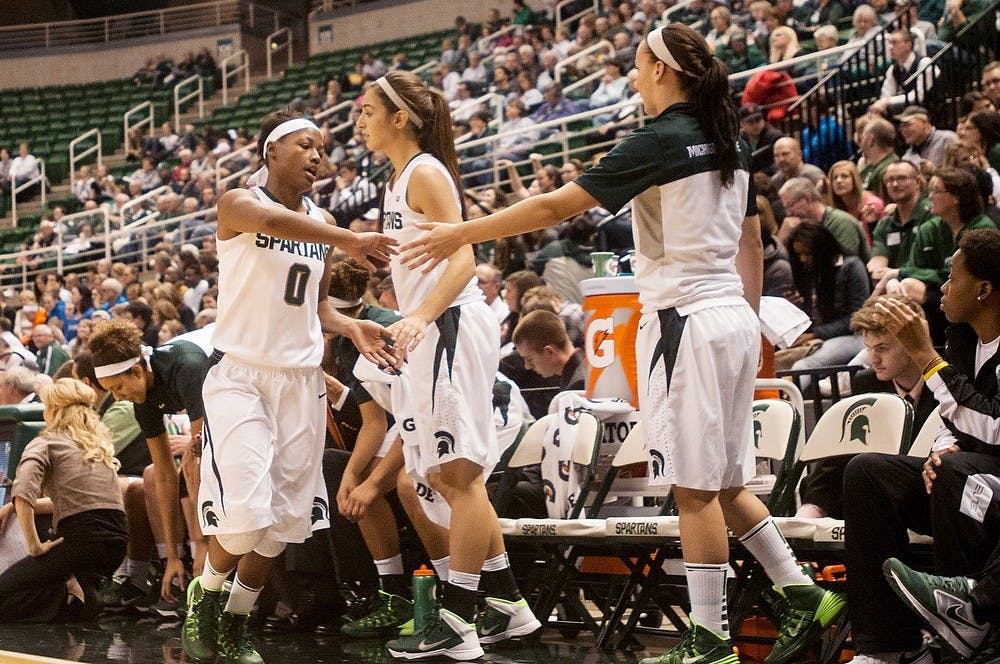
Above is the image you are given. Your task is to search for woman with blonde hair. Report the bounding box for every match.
[768,26,802,64]
[827,160,884,240]
[0,378,127,622]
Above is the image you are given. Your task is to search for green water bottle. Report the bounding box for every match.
[412,565,437,632]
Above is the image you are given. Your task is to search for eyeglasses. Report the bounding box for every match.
[884,175,914,183]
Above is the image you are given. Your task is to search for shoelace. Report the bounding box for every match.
[219,616,254,656]
[357,595,396,627]
[187,591,216,639]
[772,599,814,647]
[923,573,972,598]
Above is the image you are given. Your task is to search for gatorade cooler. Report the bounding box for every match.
[581,277,642,407]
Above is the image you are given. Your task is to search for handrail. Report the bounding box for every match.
[173,75,205,133]
[10,159,46,227]
[453,92,507,129]
[56,206,113,270]
[0,1,240,52]
[216,143,258,190]
[312,99,355,126]
[120,185,171,226]
[69,129,102,180]
[411,58,440,80]
[266,26,293,79]
[555,0,598,37]
[900,1,996,91]
[124,101,155,157]
[564,68,605,96]
[727,43,859,85]
[477,23,518,60]
[555,39,615,82]
[220,49,251,106]
[662,0,696,21]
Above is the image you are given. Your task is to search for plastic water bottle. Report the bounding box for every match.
[412,565,437,632]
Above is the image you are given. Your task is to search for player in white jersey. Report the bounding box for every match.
[402,25,847,664]
[351,71,539,661]
[182,111,397,664]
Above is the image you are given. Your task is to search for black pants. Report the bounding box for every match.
[844,452,1000,652]
[0,510,127,623]
[973,539,1000,623]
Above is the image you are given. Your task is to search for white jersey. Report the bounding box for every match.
[382,153,482,315]
[212,186,329,368]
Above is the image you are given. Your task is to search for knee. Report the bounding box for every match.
[216,528,268,556]
[252,532,286,559]
[124,481,145,509]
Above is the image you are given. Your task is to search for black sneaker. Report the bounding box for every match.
[216,610,265,664]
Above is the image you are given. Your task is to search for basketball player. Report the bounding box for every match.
[181,111,397,664]
[355,71,539,661]
[402,25,845,664]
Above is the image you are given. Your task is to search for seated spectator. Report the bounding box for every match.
[827,160,885,239]
[869,30,935,117]
[529,214,596,305]
[476,263,509,325]
[898,105,959,173]
[797,295,937,519]
[937,0,992,41]
[845,4,883,46]
[740,103,784,175]
[521,285,586,348]
[126,157,162,194]
[962,110,1000,172]
[3,143,41,201]
[329,159,378,227]
[803,0,851,33]
[0,378,128,623]
[0,333,34,371]
[360,51,386,82]
[760,200,795,297]
[843,228,1000,663]
[529,82,579,128]
[943,140,1000,206]
[778,176,872,261]
[32,324,70,377]
[72,166,97,204]
[588,59,629,125]
[869,160,934,284]
[784,223,870,380]
[771,137,826,190]
[895,0,938,40]
[768,26,803,64]
[496,99,540,163]
[717,29,767,73]
[857,116,900,199]
[507,310,585,418]
[462,49,487,83]
[514,70,544,109]
[0,366,43,404]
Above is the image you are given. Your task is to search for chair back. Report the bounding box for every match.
[798,392,913,463]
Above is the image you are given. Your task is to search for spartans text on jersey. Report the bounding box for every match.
[255,234,330,261]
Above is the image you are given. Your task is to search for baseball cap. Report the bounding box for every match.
[895,105,929,123]
[739,103,763,121]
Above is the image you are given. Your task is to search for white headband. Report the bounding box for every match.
[329,296,364,308]
[374,77,424,129]
[246,117,321,187]
[94,345,153,379]
[647,28,685,74]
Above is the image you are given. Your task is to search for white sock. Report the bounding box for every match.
[125,558,148,587]
[685,562,730,639]
[224,575,262,615]
[200,557,232,592]
[156,543,168,559]
[431,556,451,582]
[448,570,480,593]
[113,557,128,578]
[481,553,509,572]
[739,517,812,588]
[374,554,404,577]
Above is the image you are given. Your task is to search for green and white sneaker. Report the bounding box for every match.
[216,610,264,664]
[883,557,990,658]
[765,583,847,664]
[477,597,541,644]
[387,607,484,661]
[181,578,222,664]
[341,590,414,638]
[638,618,739,664]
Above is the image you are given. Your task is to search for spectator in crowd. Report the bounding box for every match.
[779,176,871,260]
[945,140,1000,205]
[462,49,487,83]
[514,70,544,109]
[740,103,784,175]
[770,136,825,190]
[869,160,934,284]
[868,30,935,117]
[32,324,70,377]
[843,228,1000,664]
[846,4,883,45]
[937,0,992,41]
[450,81,480,123]
[13,290,42,340]
[0,334,34,371]
[803,0,851,33]
[530,214,596,305]
[496,99,540,163]
[530,82,579,128]
[981,61,1000,108]
[476,263,509,324]
[785,222,871,378]
[716,29,767,73]
[127,157,163,194]
[760,201,795,297]
[827,160,884,238]
[798,295,938,520]
[506,309,585,418]
[0,378,128,623]
[513,0,537,24]
[360,51,387,81]
[66,318,93,357]
[857,116,900,199]
[99,278,128,311]
[0,366,43,405]
[895,0,938,40]
[329,159,378,227]
[898,105,959,172]
[962,110,1000,172]
[72,166,97,204]
[181,264,208,314]
[768,26,803,64]
[588,59,629,125]
[3,143,42,201]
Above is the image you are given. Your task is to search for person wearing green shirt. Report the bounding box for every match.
[857,117,899,200]
[869,161,933,289]
[512,0,536,25]
[716,30,767,73]
[31,325,70,377]
[937,0,991,41]
[779,176,872,262]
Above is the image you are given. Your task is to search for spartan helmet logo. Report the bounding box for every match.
[564,406,582,425]
[840,397,878,445]
[200,501,219,528]
[752,404,769,449]
[543,479,556,503]
[311,497,330,525]
[649,449,665,479]
[558,460,571,481]
[435,430,456,457]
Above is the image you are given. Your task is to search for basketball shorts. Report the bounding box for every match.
[199,354,330,543]
[636,302,759,491]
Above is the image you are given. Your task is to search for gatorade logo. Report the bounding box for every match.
[586,316,615,369]
[840,397,878,445]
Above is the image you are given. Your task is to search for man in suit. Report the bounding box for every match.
[797,295,938,519]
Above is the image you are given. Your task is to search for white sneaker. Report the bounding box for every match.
[477,597,542,644]
[847,647,931,664]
